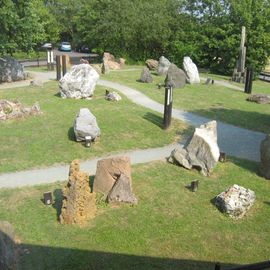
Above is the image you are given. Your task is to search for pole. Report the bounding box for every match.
[56,55,61,81]
[163,85,173,129]
[244,67,253,94]
[62,55,67,76]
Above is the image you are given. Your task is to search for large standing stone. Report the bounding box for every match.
[145,59,158,70]
[169,121,219,176]
[183,56,200,84]
[140,67,153,83]
[0,221,18,270]
[247,94,270,104]
[260,135,270,179]
[165,63,186,88]
[93,156,132,198]
[107,173,138,204]
[215,184,256,218]
[0,56,26,83]
[59,64,99,99]
[73,108,101,142]
[60,160,97,225]
[157,56,171,76]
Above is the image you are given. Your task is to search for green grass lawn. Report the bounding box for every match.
[102,67,270,134]
[0,159,269,269]
[0,81,188,173]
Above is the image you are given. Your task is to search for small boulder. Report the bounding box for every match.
[0,56,26,83]
[169,120,219,176]
[183,56,200,84]
[107,173,138,204]
[60,160,97,225]
[73,108,101,142]
[140,67,153,83]
[119,58,126,67]
[165,63,186,88]
[59,64,99,99]
[215,184,256,218]
[247,94,270,104]
[30,79,43,87]
[260,134,270,179]
[93,156,132,198]
[145,59,158,70]
[157,56,171,76]
[105,91,122,101]
[102,52,123,70]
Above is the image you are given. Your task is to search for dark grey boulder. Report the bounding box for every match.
[247,94,270,104]
[260,134,270,179]
[139,67,153,83]
[0,56,26,83]
[107,173,138,204]
[165,63,186,88]
[73,108,101,141]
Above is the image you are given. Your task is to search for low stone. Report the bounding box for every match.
[93,156,132,198]
[247,94,270,104]
[105,91,122,101]
[140,67,153,83]
[165,63,186,88]
[0,221,18,270]
[73,108,101,142]
[107,173,138,204]
[0,56,26,83]
[59,64,99,99]
[183,56,200,84]
[157,56,171,76]
[30,79,43,87]
[103,52,122,70]
[119,58,126,67]
[59,160,97,225]
[169,120,219,176]
[215,184,256,218]
[145,59,158,70]
[0,100,41,121]
[260,134,270,179]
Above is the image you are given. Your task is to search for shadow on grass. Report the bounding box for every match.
[0,229,238,270]
[54,92,61,98]
[263,201,270,206]
[68,127,76,141]
[143,112,163,128]
[52,189,63,221]
[228,156,260,175]
[191,107,270,134]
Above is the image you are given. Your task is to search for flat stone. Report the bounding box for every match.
[105,91,122,101]
[247,94,270,104]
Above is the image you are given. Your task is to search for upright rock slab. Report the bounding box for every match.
[183,56,200,84]
[215,184,256,218]
[60,160,97,225]
[169,121,219,176]
[140,67,153,83]
[260,135,270,179]
[165,63,186,88]
[93,156,132,198]
[59,64,99,99]
[157,56,171,76]
[107,173,138,204]
[0,56,26,83]
[73,108,100,142]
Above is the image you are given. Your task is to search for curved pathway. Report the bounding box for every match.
[0,71,265,188]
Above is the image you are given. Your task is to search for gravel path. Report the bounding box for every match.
[0,71,265,188]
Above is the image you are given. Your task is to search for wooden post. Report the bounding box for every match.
[245,67,253,94]
[62,55,67,76]
[56,55,61,81]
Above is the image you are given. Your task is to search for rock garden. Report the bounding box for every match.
[0,56,269,270]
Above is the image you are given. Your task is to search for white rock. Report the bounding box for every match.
[215,184,256,218]
[73,108,100,141]
[59,64,99,99]
[106,91,122,101]
[183,56,200,84]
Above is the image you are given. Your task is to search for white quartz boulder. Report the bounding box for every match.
[59,64,99,99]
[183,56,200,84]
